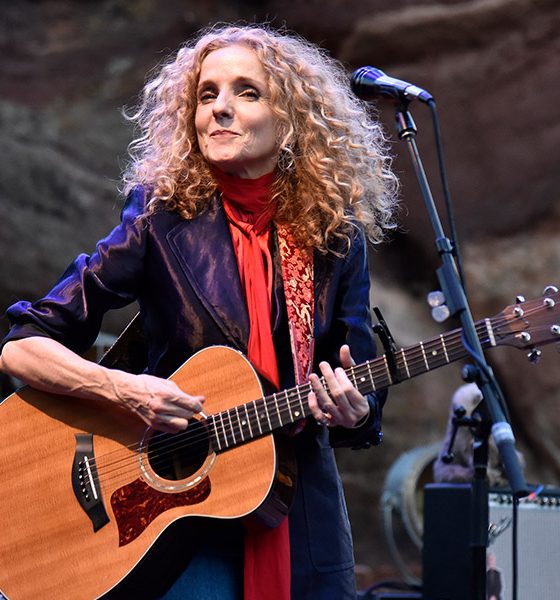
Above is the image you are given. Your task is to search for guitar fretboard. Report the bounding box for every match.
[206,317,497,452]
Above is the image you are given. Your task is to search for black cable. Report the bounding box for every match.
[512,496,519,600]
[426,99,468,291]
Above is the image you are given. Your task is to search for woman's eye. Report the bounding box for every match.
[199,91,217,103]
[240,88,260,100]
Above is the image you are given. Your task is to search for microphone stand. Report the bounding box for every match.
[392,100,529,600]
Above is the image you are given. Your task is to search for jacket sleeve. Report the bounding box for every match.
[1,186,148,355]
[322,227,387,449]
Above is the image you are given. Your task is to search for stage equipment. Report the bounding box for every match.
[380,443,440,584]
[423,483,560,600]
[354,65,530,599]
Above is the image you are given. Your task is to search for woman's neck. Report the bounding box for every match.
[212,167,276,223]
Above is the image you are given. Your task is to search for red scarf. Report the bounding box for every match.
[213,167,291,600]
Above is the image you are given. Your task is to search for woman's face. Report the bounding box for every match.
[195,44,279,179]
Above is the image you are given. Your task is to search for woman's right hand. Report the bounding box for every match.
[109,371,204,433]
[0,337,203,433]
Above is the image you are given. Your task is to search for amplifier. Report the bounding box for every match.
[422,484,560,600]
[487,488,560,600]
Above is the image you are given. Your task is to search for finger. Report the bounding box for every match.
[325,364,370,427]
[318,362,351,414]
[308,376,325,418]
[339,344,356,369]
[332,367,363,408]
[173,394,205,413]
[310,367,341,420]
[308,376,332,425]
[332,370,370,425]
[153,415,190,433]
[167,382,205,411]
[146,399,197,421]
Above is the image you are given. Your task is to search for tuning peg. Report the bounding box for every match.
[515,295,526,304]
[543,285,559,295]
[516,332,532,344]
[427,290,446,307]
[513,306,525,317]
[527,348,542,364]
[427,290,450,323]
[431,305,450,323]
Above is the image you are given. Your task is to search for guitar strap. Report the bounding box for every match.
[276,224,315,387]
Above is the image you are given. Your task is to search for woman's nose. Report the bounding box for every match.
[212,91,234,120]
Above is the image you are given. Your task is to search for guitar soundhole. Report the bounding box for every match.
[147,419,210,481]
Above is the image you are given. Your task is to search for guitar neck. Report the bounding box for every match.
[206,316,497,452]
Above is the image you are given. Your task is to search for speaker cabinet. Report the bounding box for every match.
[487,489,560,600]
[422,484,472,600]
[422,484,560,600]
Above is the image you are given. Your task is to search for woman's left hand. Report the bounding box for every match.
[308,344,370,428]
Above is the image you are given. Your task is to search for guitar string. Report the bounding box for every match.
[88,313,529,490]
[85,309,548,490]
[83,314,526,489]
[119,309,523,462]
[86,313,527,489]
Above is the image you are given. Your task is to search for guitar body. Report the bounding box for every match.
[0,346,291,600]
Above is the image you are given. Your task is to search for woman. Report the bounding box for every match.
[0,25,398,600]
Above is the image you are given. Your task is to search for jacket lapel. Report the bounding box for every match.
[166,196,249,351]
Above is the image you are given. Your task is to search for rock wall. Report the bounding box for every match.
[1,0,559,585]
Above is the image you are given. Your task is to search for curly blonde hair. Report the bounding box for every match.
[122,24,398,253]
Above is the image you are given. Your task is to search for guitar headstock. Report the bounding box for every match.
[490,285,560,359]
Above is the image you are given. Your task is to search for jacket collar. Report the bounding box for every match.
[164,195,327,352]
[166,195,250,351]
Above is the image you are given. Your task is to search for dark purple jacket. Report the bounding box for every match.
[3,186,384,599]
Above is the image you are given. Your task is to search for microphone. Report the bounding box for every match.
[351,66,434,104]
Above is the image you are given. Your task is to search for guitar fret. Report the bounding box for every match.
[419,341,429,371]
[247,401,260,439]
[356,366,368,391]
[400,349,411,379]
[253,400,263,435]
[218,412,228,448]
[244,404,253,438]
[227,410,236,445]
[383,355,393,385]
[348,365,365,390]
[235,406,244,442]
[440,334,450,363]
[425,339,441,370]
[210,415,222,451]
[285,390,294,423]
[348,365,357,388]
[366,361,376,391]
[261,399,272,432]
[294,387,305,419]
[273,393,283,426]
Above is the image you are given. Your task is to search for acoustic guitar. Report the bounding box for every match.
[0,289,558,599]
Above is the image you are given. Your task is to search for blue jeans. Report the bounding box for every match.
[156,520,244,600]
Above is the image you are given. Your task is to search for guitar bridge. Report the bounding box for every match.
[72,433,110,532]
